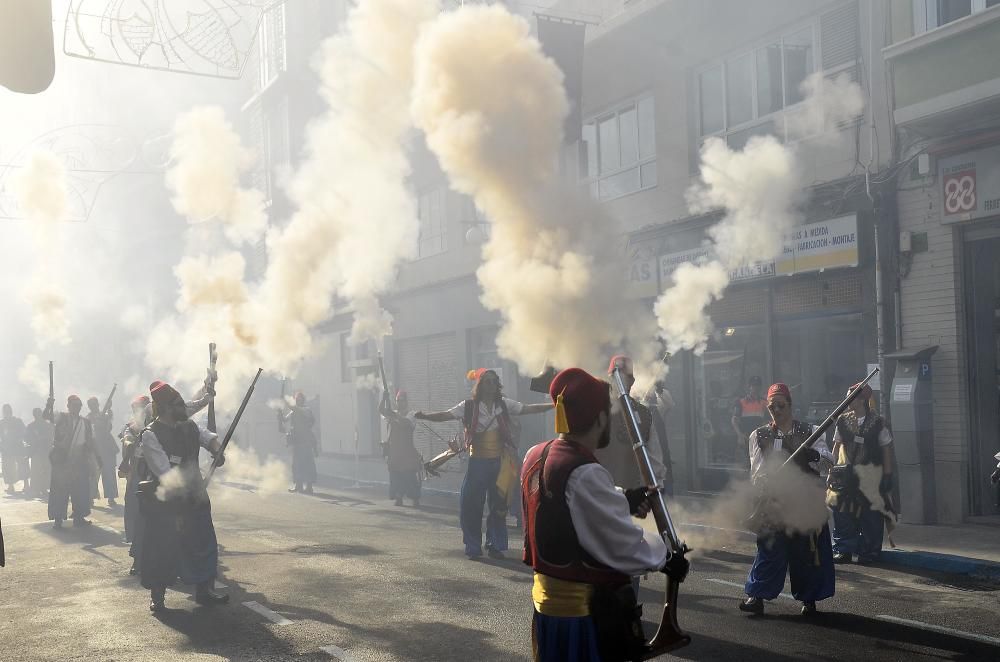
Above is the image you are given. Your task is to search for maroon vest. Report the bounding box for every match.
[521,439,630,587]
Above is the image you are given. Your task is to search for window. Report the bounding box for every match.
[257,4,287,91]
[417,188,448,258]
[913,0,998,34]
[697,24,816,145]
[581,96,657,201]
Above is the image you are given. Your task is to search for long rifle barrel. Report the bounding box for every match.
[204,368,263,486]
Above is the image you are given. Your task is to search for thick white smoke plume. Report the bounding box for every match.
[412,4,661,380]
[213,445,291,498]
[10,150,71,348]
[655,74,865,354]
[165,107,267,244]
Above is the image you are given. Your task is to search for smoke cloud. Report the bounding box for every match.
[213,444,291,497]
[655,75,865,354]
[412,4,661,381]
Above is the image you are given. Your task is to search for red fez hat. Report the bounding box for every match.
[767,383,791,402]
[149,380,180,404]
[847,382,873,402]
[131,394,150,408]
[607,355,633,375]
[550,368,611,435]
[395,389,408,400]
[67,394,81,405]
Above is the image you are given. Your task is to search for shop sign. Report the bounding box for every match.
[939,144,1000,223]
[657,214,858,287]
[625,257,659,299]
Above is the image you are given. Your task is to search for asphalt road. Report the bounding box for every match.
[1,475,998,662]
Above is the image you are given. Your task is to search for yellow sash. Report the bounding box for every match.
[470,429,502,458]
[495,450,517,503]
[532,573,593,617]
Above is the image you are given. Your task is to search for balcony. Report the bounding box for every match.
[884,5,1000,129]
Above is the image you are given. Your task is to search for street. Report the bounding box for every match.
[1,477,997,662]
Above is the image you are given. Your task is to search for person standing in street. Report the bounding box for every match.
[380,389,422,506]
[87,396,120,507]
[47,395,100,528]
[24,407,53,498]
[522,367,688,662]
[0,404,28,495]
[119,394,150,575]
[828,382,896,564]
[139,380,228,612]
[740,383,835,617]
[416,369,552,559]
[284,392,318,494]
[731,376,767,458]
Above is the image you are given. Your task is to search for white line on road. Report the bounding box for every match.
[875,615,1000,647]
[215,581,228,590]
[242,601,293,626]
[705,578,794,601]
[321,645,359,661]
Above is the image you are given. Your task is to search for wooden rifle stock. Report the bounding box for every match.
[204,368,263,487]
[610,367,691,656]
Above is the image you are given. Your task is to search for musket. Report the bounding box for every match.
[377,352,393,413]
[207,343,218,434]
[43,361,54,422]
[102,383,117,416]
[204,368,263,487]
[277,376,287,434]
[611,366,691,656]
[423,434,465,477]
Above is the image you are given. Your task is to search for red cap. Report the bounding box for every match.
[131,394,150,407]
[550,368,611,435]
[848,382,873,402]
[67,394,81,405]
[149,381,180,405]
[767,383,791,402]
[607,355,633,375]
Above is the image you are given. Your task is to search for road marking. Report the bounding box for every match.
[705,578,794,601]
[321,645,358,661]
[215,581,228,590]
[875,615,1000,647]
[242,601,293,625]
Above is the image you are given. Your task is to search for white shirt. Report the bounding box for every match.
[748,424,834,483]
[564,463,667,576]
[832,415,893,447]
[446,398,524,432]
[140,424,219,477]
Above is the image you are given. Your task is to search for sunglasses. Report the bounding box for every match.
[767,402,788,411]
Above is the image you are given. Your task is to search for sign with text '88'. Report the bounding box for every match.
[939,145,1000,223]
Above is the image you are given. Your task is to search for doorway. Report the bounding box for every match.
[964,237,1000,516]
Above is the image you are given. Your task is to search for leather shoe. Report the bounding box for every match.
[149,589,166,612]
[195,589,230,606]
[801,601,817,616]
[832,552,852,564]
[739,596,764,614]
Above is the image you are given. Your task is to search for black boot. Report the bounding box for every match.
[195,581,230,606]
[832,552,852,564]
[149,587,166,612]
[801,601,818,616]
[739,596,764,615]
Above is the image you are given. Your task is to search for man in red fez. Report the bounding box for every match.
[138,380,228,612]
[283,391,318,494]
[415,368,552,559]
[829,382,896,564]
[521,367,688,662]
[379,389,422,506]
[47,395,100,528]
[740,382,835,616]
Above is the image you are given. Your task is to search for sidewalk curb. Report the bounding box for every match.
[879,549,1000,580]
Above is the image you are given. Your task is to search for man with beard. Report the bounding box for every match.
[283,392,318,494]
[596,357,667,496]
[47,395,100,528]
[522,368,689,662]
[0,404,28,495]
[380,389,422,507]
[87,397,120,507]
[138,380,228,612]
[740,383,835,616]
[119,394,150,575]
[416,369,552,559]
[24,407,53,498]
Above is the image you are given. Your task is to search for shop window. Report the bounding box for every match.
[774,314,864,424]
[692,324,768,471]
[581,96,657,201]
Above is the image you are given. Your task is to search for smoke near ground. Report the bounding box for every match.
[655,74,864,354]
[412,4,662,382]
